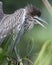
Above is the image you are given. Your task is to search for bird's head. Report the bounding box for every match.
[25,4,41,17]
[24,4,48,30]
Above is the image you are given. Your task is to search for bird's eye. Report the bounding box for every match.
[31,12,35,16]
[37,11,41,17]
[30,9,41,17]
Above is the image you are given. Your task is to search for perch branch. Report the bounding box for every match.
[42,0,52,14]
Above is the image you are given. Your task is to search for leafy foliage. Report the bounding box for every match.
[34,41,52,65]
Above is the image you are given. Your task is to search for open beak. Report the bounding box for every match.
[33,16,48,29]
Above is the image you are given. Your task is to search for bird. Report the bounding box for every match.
[0,2,48,62]
[0,4,47,43]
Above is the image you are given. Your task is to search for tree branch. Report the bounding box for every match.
[42,0,52,14]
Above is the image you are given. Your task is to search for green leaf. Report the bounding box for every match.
[34,40,52,65]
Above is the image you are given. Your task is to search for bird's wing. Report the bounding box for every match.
[12,9,26,41]
[0,8,26,44]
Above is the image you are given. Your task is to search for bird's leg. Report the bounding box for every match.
[12,30,21,63]
[14,46,22,62]
[12,23,24,64]
[11,46,22,65]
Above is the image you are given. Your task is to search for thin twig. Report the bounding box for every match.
[42,0,52,14]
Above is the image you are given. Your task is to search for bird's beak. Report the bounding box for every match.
[33,16,48,29]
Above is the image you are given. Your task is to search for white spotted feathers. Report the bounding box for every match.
[0,8,26,42]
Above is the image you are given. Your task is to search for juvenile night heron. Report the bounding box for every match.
[0,1,48,62]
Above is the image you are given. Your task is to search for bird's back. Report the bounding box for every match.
[0,8,26,44]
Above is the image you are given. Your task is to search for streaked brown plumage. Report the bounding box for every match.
[0,2,48,62]
[0,3,47,45]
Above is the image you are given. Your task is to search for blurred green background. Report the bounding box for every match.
[0,0,52,65]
